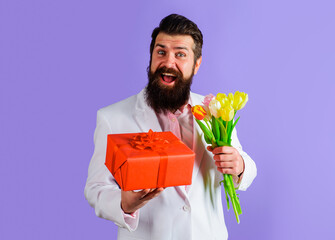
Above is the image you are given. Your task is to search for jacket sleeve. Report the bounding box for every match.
[84,110,139,231]
[230,128,257,191]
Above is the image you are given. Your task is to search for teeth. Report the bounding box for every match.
[162,73,176,77]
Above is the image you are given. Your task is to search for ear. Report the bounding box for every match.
[193,56,202,75]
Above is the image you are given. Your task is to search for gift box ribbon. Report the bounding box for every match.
[130,129,170,187]
[111,130,172,188]
[129,129,169,151]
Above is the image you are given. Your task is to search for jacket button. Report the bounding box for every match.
[183,205,190,212]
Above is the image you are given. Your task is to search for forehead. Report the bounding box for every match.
[155,32,195,50]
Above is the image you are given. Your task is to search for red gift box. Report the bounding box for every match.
[105,130,195,191]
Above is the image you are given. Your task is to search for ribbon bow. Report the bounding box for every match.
[130,129,169,151]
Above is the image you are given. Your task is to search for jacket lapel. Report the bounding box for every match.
[133,89,162,132]
[189,92,206,191]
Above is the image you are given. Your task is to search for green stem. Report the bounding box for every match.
[212,117,220,141]
[201,115,242,224]
[196,119,214,140]
[224,173,242,224]
[205,119,211,130]
[217,119,227,142]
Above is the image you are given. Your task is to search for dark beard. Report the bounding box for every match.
[145,66,194,113]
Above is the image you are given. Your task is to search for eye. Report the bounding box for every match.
[176,52,186,57]
[158,50,165,55]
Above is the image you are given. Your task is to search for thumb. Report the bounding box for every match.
[207,146,214,152]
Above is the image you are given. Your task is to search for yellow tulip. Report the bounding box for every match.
[216,93,227,101]
[228,91,248,111]
[219,104,235,121]
[216,93,229,106]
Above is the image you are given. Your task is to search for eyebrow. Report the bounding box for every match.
[155,43,189,52]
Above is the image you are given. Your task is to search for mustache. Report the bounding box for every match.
[153,66,183,80]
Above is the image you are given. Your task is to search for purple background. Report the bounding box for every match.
[1,0,334,239]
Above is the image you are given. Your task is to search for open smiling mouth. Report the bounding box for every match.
[161,73,177,85]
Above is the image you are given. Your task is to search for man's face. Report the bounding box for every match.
[146,33,202,113]
[150,32,201,87]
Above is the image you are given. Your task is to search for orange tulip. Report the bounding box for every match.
[191,105,207,120]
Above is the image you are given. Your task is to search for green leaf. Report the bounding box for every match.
[195,119,214,141]
[204,134,212,144]
[217,119,227,142]
[212,117,220,140]
[231,116,240,131]
[227,120,233,145]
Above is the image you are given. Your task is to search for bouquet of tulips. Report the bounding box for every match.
[191,91,248,223]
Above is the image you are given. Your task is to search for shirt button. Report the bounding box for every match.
[183,205,190,212]
[172,118,176,122]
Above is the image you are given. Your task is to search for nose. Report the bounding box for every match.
[162,52,176,69]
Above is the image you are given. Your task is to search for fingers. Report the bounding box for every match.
[129,188,164,200]
[121,188,165,214]
[215,160,240,175]
[138,188,151,199]
[216,167,237,175]
[212,146,235,155]
[140,188,164,201]
[213,152,235,161]
[210,146,243,176]
[214,160,236,168]
[207,146,213,152]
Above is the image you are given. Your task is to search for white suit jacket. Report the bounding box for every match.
[84,89,257,240]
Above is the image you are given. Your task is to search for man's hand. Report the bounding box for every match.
[121,188,164,214]
[207,146,244,177]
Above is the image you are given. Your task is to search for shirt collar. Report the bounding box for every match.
[156,98,193,119]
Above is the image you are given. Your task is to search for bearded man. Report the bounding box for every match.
[84,14,257,240]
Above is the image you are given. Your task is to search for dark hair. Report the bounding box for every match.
[149,14,203,62]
